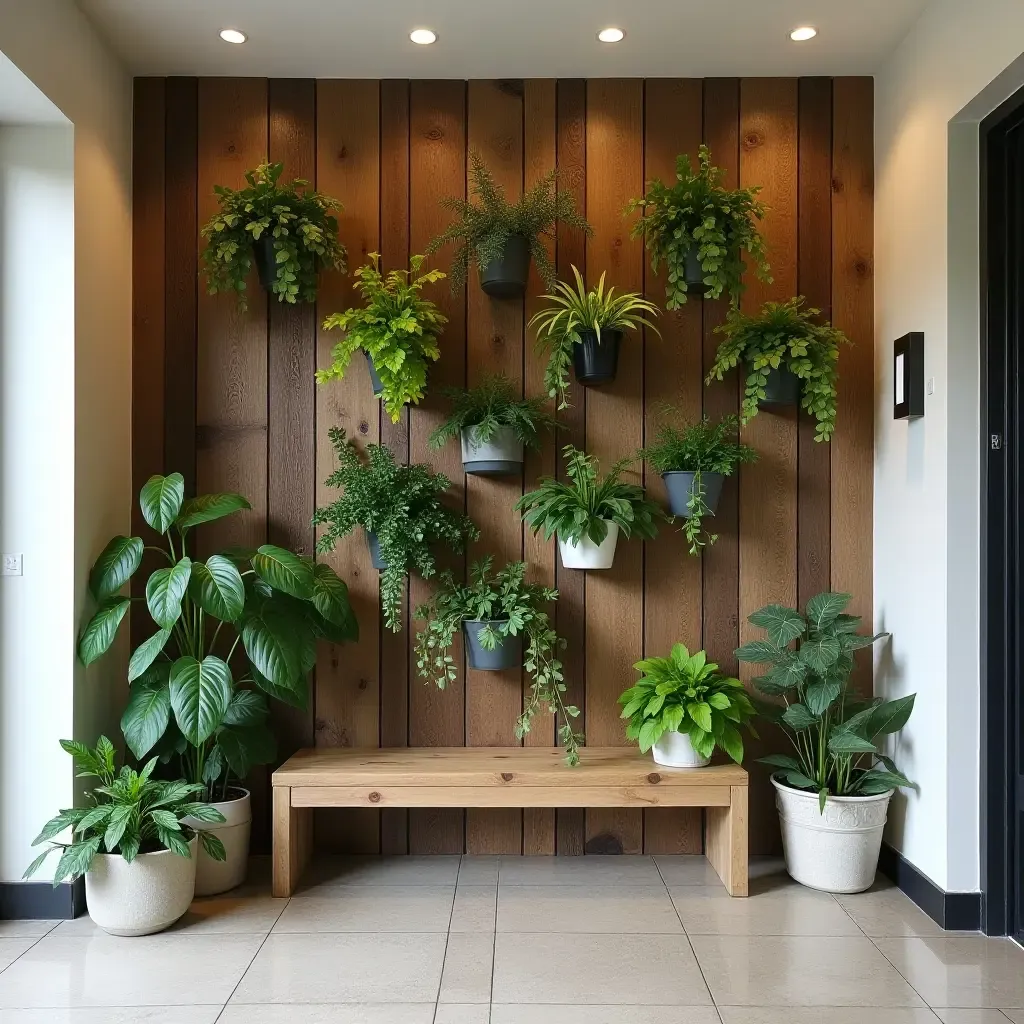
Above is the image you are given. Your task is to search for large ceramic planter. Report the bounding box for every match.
[85,837,197,937]
[252,234,278,291]
[754,364,802,407]
[662,471,725,518]
[365,530,388,571]
[557,521,619,570]
[463,619,522,671]
[460,424,524,476]
[773,776,893,894]
[573,329,623,387]
[479,234,531,298]
[652,730,710,769]
[182,788,251,897]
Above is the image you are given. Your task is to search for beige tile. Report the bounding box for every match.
[874,937,1024,1009]
[273,887,454,933]
[718,1011,940,1024]
[450,885,496,932]
[0,1009,222,1023]
[498,885,683,933]
[434,1003,492,1023]
[231,932,446,1004]
[492,932,712,1005]
[438,931,493,1004]
[933,1011,1018,1023]
[654,856,725,888]
[0,921,58,938]
[671,887,861,935]
[298,856,461,891]
[0,933,262,1007]
[690,934,925,1006]
[497,854,663,886]
[492,1006,722,1023]
[1002,1011,1024,1023]
[837,887,951,937]
[0,937,36,972]
[218,1005,436,1023]
[458,856,499,885]
[55,896,287,936]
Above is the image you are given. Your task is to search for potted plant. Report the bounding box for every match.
[78,473,358,896]
[318,254,447,423]
[425,152,592,298]
[639,412,758,555]
[619,645,757,768]
[25,737,226,935]
[705,297,850,442]
[314,428,479,631]
[627,145,771,309]
[530,267,661,408]
[200,161,347,311]
[516,445,662,570]
[429,374,556,476]
[736,591,915,893]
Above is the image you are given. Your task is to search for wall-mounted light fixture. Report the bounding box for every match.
[893,332,924,419]
[219,29,247,44]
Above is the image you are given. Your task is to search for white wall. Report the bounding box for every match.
[874,0,1024,892]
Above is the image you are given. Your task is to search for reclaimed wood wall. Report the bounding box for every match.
[132,76,874,856]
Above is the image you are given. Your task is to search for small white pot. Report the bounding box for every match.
[651,730,711,768]
[558,522,619,570]
[182,788,251,896]
[773,776,893,894]
[460,424,524,476]
[85,837,197,936]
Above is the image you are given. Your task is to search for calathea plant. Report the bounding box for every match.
[78,474,358,801]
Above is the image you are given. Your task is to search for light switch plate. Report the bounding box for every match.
[2,553,23,576]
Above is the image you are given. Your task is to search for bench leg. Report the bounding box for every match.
[272,786,312,898]
[705,785,748,896]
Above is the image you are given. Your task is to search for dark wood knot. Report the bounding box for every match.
[491,333,505,346]
[501,772,514,782]
[358,420,371,435]
[227,143,236,154]
[854,259,871,278]
[427,127,443,141]
[358,678,368,691]
[337,146,348,160]
[368,791,381,803]
[742,131,763,150]
[647,772,662,784]
[831,177,845,194]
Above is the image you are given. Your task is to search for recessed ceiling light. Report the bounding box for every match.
[790,26,817,41]
[410,28,437,45]
[598,27,625,43]
[219,28,247,44]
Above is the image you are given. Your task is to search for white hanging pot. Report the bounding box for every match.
[460,424,524,476]
[652,729,711,768]
[557,521,619,570]
[182,788,251,897]
[85,836,197,936]
[772,775,893,894]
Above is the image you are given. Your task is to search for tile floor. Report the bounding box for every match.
[0,855,1020,1023]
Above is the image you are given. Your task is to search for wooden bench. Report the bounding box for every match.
[271,747,748,897]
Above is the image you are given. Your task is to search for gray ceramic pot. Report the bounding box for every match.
[756,365,802,406]
[662,471,725,518]
[364,352,385,397]
[365,530,388,571]
[460,424,524,476]
[463,619,522,671]
[683,248,705,289]
[479,234,531,298]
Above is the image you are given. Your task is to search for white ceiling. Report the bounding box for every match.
[0,52,69,125]
[77,0,930,79]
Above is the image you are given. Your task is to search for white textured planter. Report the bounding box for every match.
[460,425,524,476]
[183,788,251,896]
[85,837,197,936]
[558,522,619,570]
[773,776,892,894]
[651,730,711,768]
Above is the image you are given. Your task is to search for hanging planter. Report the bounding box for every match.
[365,530,388,571]
[251,234,278,292]
[480,234,531,298]
[682,249,705,290]
[463,618,523,671]
[460,425,524,476]
[557,522,620,570]
[757,364,802,407]
[573,329,623,387]
[364,352,385,398]
[662,471,725,518]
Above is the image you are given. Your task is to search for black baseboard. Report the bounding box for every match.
[0,879,85,920]
[878,842,982,930]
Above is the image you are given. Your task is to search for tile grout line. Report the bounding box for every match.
[431,856,462,1024]
[861,928,943,1014]
[488,862,498,1024]
[0,925,61,978]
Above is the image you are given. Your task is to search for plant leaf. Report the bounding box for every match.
[52,838,101,884]
[189,555,245,622]
[798,635,842,673]
[251,545,315,600]
[866,694,916,738]
[121,665,172,759]
[175,492,251,531]
[735,639,788,665]
[127,628,172,682]
[241,603,302,687]
[804,677,842,716]
[146,558,193,629]
[781,703,817,731]
[77,597,131,666]
[828,731,878,755]
[89,536,144,600]
[139,473,185,534]
[311,562,358,635]
[804,591,851,629]
[217,723,277,778]
[747,604,805,647]
[168,655,232,745]
[222,688,269,727]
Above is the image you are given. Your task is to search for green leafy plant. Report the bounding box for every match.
[425,152,592,292]
[24,737,227,884]
[429,374,556,452]
[200,161,346,310]
[314,428,479,631]
[736,592,914,810]
[627,145,770,309]
[414,558,582,766]
[517,445,662,547]
[639,412,758,555]
[619,645,757,763]
[318,254,447,423]
[78,474,358,802]
[530,266,662,409]
[706,297,850,442]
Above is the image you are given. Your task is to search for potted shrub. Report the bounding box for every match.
[78,473,358,896]
[415,557,582,765]
[639,412,758,555]
[425,152,592,298]
[516,445,662,570]
[314,428,479,631]
[25,737,226,936]
[619,645,757,768]
[318,254,447,423]
[737,591,915,893]
[705,297,850,442]
[627,145,771,309]
[200,161,347,311]
[530,267,662,408]
[429,374,556,476]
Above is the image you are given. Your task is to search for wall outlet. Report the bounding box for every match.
[926,377,936,396]
[2,553,23,576]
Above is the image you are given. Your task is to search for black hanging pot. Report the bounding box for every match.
[662,471,725,518]
[573,329,623,387]
[683,249,705,290]
[365,530,388,571]
[252,234,278,291]
[463,619,522,671]
[364,351,385,397]
[479,234,531,299]
[756,365,802,407]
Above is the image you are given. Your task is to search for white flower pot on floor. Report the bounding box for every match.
[773,776,892,894]
[558,522,619,570]
[85,837,197,936]
[652,730,711,768]
[183,788,251,896]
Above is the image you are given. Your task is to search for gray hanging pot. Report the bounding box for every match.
[365,530,388,571]
[463,619,522,671]
[460,424,524,476]
[662,471,725,518]
[756,365,802,407]
[479,234,531,299]
[364,352,385,397]
[252,234,278,292]
[683,249,705,290]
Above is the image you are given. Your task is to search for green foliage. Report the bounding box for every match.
[314,428,479,632]
[517,446,662,547]
[627,145,771,309]
[425,152,592,292]
[619,645,757,763]
[736,592,914,809]
[24,737,226,884]
[317,254,447,422]
[530,266,662,409]
[706,297,850,442]
[200,162,346,310]
[78,473,357,801]
[414,558,582,766]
